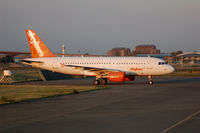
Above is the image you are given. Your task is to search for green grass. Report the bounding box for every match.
[166,71,200,77]
[0,69,42,83]
[12,70,42,82]
[0,85,106,105]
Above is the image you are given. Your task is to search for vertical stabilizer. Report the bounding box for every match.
[25,30,56,58]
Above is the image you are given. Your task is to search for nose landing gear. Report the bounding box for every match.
[148,76,153,85]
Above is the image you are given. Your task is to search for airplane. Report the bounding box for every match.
[20,30,174,85]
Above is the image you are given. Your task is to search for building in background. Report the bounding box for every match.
[134,44,160,54]
[107,48,131,56]
[164,52,200,65]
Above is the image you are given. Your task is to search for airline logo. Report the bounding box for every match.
[130,68,143,71]
[27,30,44,57]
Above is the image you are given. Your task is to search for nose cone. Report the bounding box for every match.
[168,65,175,73]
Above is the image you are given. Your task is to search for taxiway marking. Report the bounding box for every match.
[161,110,200,133]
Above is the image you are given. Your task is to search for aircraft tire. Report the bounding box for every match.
[101,79,107,85]
[149,80,153,85]
[93,80,100,85]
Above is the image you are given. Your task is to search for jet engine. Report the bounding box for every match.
[108,72,135,82]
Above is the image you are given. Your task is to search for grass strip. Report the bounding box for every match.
[165,71,200,77]
[0,85,107,105]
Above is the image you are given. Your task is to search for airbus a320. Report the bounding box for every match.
[20,30,174,85]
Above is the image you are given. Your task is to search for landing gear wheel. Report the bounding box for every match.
[101,79,107,85]
[148,76,153,85]
[93,80,100,85]
[149,80,153,85]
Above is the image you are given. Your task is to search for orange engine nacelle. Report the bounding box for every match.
[109,72,126,82]
[108,72,135,82]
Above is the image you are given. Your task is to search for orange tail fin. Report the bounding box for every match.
[25,30,56,58]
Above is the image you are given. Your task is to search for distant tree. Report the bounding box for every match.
[0,57,6,63]
[84,53,89,55]
[0,55,14,64]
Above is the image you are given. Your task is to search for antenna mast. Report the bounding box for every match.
[62,44,65,57]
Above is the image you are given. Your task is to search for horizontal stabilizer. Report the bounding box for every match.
[19,59,44,64]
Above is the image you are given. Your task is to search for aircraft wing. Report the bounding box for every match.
[61,63,136,76]
[61,64,122,73]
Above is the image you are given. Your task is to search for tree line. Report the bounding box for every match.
[0,55,14,63]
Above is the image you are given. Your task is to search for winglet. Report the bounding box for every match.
[25,30,56,58]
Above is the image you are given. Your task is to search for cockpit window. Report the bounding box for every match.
[158,62,168,65]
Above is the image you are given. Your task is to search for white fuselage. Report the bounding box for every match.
[25,56,174,76]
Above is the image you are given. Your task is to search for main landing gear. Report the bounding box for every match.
[148,76,153,85]
[93,79,107,85]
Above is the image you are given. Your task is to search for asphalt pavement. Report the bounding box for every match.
[0,77,200,133]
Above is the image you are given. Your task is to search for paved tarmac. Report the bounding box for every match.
[0,77,200,133]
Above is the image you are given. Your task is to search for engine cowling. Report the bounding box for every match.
[108,72,135,82]
[109,72,125,82]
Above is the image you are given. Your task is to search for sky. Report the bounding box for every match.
[0,0,200,55]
